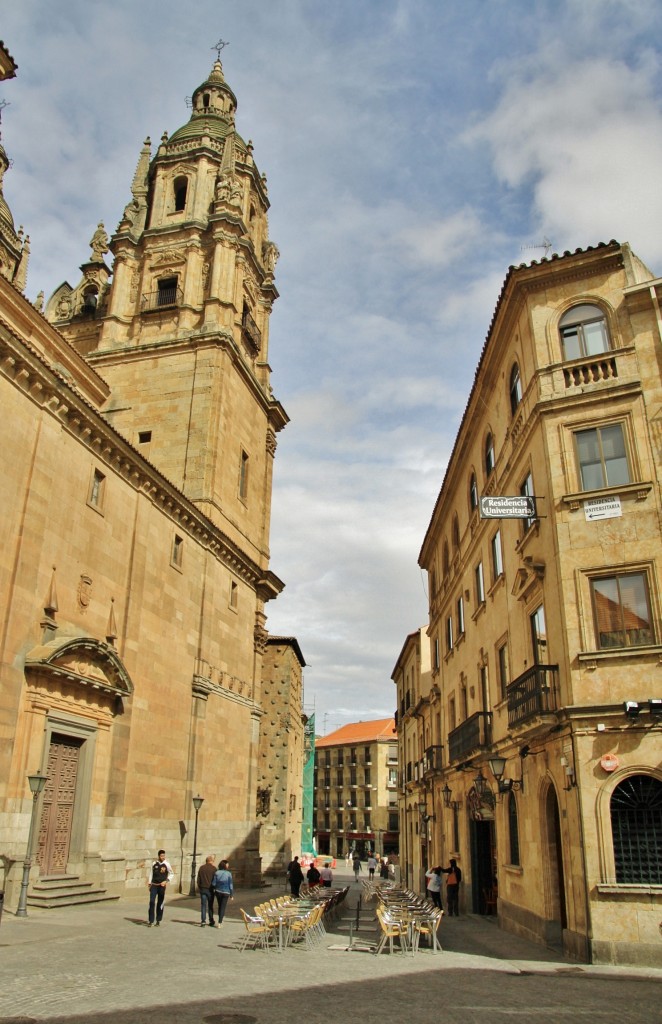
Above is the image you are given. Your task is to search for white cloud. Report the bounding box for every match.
[468,50,662,265]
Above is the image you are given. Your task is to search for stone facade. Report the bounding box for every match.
[257,637,307,875]
[391,628,436,893]
[401,242,662,966]
[314,720,399,859]
[0,56,299,907]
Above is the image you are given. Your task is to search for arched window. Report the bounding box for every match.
[485,433,495,477]
[610,775,662,883]
[508,792,520,866]
[509,363,522,415]
[82,286,98,314]
[469,473,478,513]
[452,515,460,555]
[174,176,188,212]
[559,303,610,361]
[202,92,210,109]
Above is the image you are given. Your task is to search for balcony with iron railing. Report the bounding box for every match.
[448,711,492,764]
[424,745,443,774]
[141,284,183,312]
[507,664,559,728]
[242,309,261,354]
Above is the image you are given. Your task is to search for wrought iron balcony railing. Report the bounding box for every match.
[141,285,183,312]
[448,711,492,764]
[424,745,443,774]
[506,664,559,727]
[242,309,261,353]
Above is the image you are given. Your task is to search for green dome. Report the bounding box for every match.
[167,60,245,151]
[168,113,246,151]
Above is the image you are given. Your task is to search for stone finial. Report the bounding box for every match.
[45,565,59,616]
[106,597,118,645]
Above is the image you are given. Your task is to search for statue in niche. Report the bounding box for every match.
[215,172,232,202]
[262,240,280,274]
[229,178,243,207]
[89,222,109,262]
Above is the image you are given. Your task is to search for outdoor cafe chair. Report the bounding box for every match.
[238,908,272,953]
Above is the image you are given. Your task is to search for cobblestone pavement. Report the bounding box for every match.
[0,872,659,1023]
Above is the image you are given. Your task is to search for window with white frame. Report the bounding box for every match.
[469,473,478,513]
[446,614,454,653]
[559,303,610,361]
[456,595,465,637]
[509,363,522,415]
[520,471,536,532]
[475,560,485,604]
[491,529,503,581]
[485,433,495,476]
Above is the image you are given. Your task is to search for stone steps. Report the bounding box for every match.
[27,875,119,909]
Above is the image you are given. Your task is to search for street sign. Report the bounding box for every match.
[479,495,536,519]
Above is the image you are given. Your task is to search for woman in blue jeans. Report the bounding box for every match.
[211,859,234,927]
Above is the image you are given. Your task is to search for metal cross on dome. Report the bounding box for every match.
[211,39,229,60]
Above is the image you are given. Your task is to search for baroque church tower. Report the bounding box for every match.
[0,52,303,899]
[46,58,287,576]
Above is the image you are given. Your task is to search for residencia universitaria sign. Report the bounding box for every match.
[479,495,537,519]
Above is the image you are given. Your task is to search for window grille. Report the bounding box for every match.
[610,775,662,883]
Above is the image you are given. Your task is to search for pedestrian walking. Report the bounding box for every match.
[320,861,333,887]
[425,865,443,908]
[306,862,321,887]
[367,854,377,880]
[211,859,234,927]
[146,849,174,927]
[197,855,217,927]
[352,853,362,882]
[442,858,462,916]
[380,857,390,880]
[287,855,304,898]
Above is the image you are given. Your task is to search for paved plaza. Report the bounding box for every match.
[0,868,660,1023]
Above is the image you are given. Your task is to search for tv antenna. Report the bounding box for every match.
[521,236,553,258]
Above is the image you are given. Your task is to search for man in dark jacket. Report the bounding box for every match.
[197,855,217,927]
[287,855,304,897]
[443,858,462,916]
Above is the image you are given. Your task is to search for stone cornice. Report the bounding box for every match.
[0,319,278,592]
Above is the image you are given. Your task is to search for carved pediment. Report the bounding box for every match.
[150,247,187,268]
[25,635,133,697]
[512,558,545,602]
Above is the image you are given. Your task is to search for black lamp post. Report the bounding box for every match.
[16,770,48,917]
[188,794,204,897]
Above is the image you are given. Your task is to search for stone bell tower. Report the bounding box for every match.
[47,57,287,571]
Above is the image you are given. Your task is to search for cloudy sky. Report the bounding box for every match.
[3,1,662,734]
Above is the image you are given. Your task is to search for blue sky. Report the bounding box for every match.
[3,1,662,733]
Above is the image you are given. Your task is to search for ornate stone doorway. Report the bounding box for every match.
[36,733,83,875]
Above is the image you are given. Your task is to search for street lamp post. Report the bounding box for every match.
[188,794,204,897]
[15,770,48,918]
